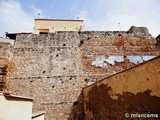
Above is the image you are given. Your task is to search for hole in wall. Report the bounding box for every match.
[118,34,122,37]
[52,85,55,88]
[63,68,66,70]
[80,40,84,46]
[56,54,59,57]
[30,80,33,83]
[84,78,88,82]
[73,101,78,106]
[43,71,45,73]
[63,44,66,46]
[87,37,91,40]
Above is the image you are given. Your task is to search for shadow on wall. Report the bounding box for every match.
[68,90,84,120]
[85,84,160,120]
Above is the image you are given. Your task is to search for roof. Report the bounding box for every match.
[34,18,84,22]
[0,37,14,45]
[6,32,31,40]
[0,92,33,101]
[32,111,46,118]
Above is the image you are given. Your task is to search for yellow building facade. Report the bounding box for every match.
[33,19,84,34]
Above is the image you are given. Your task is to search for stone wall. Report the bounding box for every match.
[9,32,84,120]
[7,30,160,120]
[79,31,159,84]
[0,42,13,91]
[83,56,160,120]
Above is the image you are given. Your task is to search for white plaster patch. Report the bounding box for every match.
[142,56,156,61]
[127,56,156,64]
[91,55,108,68]
[92,56,157,68]
[106,56,124,65]
[91,56,124,68]
[127,56,143,64]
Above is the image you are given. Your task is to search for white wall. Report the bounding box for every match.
[0,93,33,120]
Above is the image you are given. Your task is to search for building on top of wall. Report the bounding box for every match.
[33,19,84,34]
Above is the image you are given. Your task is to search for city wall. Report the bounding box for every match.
[5,29,160,120]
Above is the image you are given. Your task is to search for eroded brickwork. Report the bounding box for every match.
[0,42,13,91]
[83,57,160,120]
[80,32,160,84]
[6,30,160,120]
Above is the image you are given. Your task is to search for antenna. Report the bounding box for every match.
[38,13,40,19]
[118,22,122,31]
[77,16,79,20]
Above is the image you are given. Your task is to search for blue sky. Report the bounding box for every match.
[0,0,160,37]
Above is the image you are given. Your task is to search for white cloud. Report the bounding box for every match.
[77,0,160,37]
[0,0,34,36]
[0,0,159,37]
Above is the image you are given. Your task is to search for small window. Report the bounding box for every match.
[40,32,48,34]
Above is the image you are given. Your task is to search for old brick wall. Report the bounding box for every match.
[83,56,160,120]
[80,32,160,84]
[0,42,13,91]
[7,31,160,120]
[9,33,84,120]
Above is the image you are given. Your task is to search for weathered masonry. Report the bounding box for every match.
[5,27,160,120]
[83,56,160,120]
[0,42,13,91]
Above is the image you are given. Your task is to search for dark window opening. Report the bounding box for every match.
[39,32,48,34]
